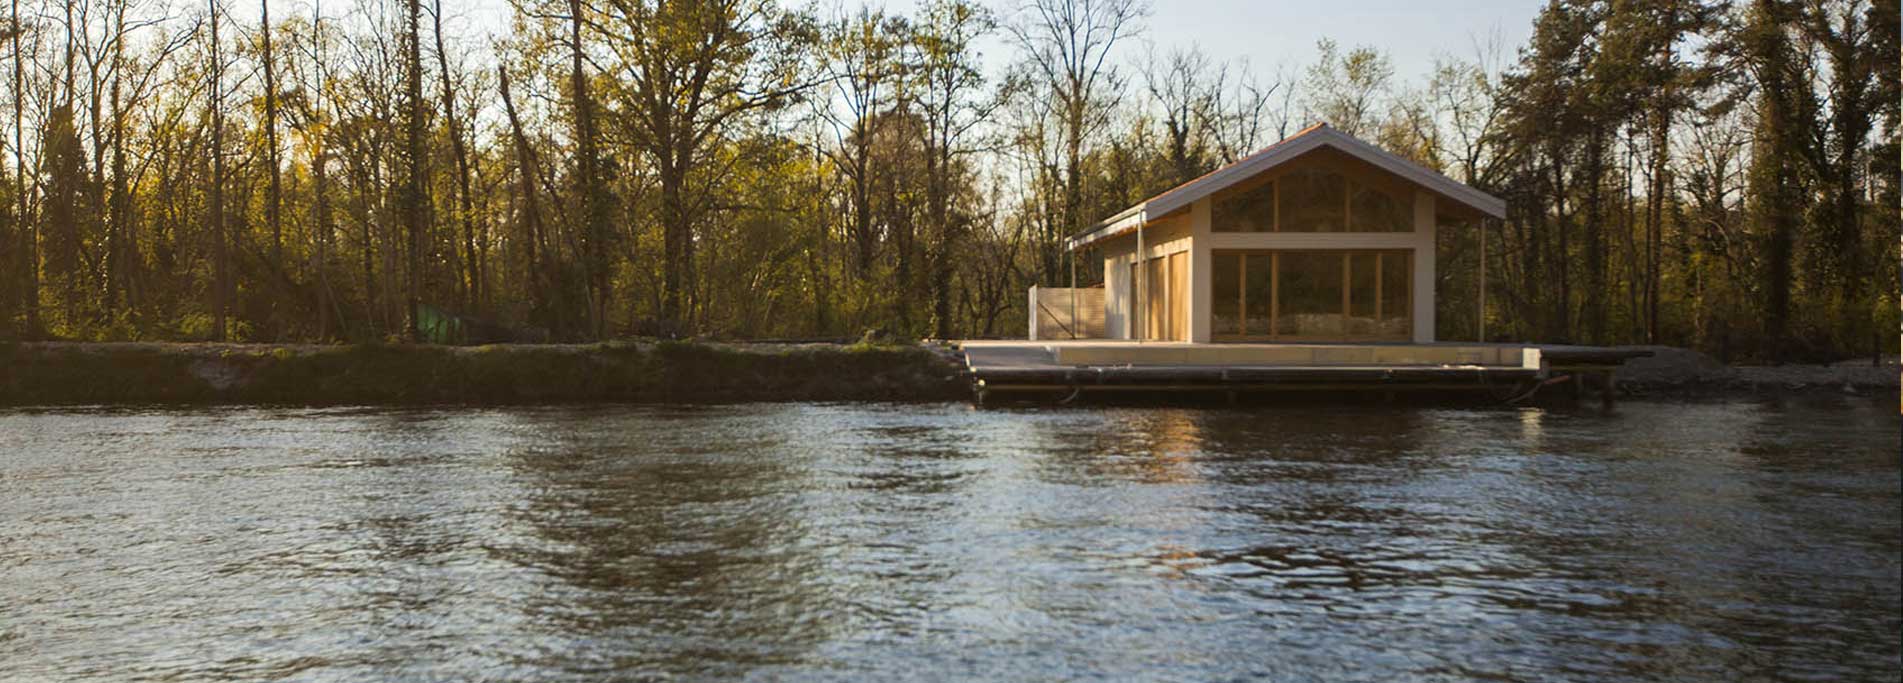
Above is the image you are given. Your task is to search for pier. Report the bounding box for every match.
[955,340,1649,405]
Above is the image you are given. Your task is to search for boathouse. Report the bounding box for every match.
[1038,123,1506,344]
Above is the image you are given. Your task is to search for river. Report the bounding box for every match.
[2,399,1897,681]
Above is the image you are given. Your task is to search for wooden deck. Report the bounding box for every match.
[954,340,1649,404]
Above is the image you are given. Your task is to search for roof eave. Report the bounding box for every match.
[1067,204,1146,251]
[1070,126,1509,250]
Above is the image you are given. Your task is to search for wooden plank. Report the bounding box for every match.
[1170,251,1188,341]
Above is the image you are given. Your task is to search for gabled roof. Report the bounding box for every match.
[1067,123,1507,251]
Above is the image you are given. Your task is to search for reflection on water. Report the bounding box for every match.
[1,400,1897,682]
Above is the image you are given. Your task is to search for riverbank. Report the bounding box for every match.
[1611,345,1899,398]
[2,341,1892,406]
[0,341,970,406]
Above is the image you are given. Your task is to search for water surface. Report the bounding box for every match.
[2,400,1898,681]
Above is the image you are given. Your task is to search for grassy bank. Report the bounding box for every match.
[0,341,970,406]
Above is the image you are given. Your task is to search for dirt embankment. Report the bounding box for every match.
[1611,345,1899,398]
[0,341,970,406]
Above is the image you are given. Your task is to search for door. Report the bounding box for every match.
[1137,252,1188,341]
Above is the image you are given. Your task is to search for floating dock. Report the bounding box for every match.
[954,340,1649,405]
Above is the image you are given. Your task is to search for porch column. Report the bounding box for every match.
[1189,198,1213,343]
[1412,192,1437,343]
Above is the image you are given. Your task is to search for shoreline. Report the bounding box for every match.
[0,341,971,406]
[1,341,1893,407]
[1602,344,1898,401]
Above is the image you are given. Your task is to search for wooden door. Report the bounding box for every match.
[1168,251,1187,341]
[1138,253,1188,341]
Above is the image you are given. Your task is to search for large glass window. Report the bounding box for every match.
[1244,254,1272,335]
[1277,168,1346,232]
[1213,255,1241,335]
[1212,180,1274,232]
[1210,249,1412,341]
[1348,253,1379,335]
[1350,183,1412,232]
[1275,251,1344,336]
[1379,252,1410,336]
[1209,155,1419,233]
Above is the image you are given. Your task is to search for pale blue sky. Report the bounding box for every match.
[1131,0,1537,80]
[231,0,1541,85]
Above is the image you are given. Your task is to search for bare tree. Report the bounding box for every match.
[1300,38,1392,137]
[1204,58,1280,164]
[1005,0,1146,283]
[814,5,906,276]
[432,0,480,309]
[1140,45,1217,184]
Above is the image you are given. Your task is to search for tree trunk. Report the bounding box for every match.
[209,0,227,341]
[11,0,30,336]
[108,4,131,322]
[433,0,481,311]
[498,65,545,330]
[403,0,425,341]
[568,0,606,339]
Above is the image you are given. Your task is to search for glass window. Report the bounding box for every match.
[1275,251,1345,337]
[1277,169,1345,232]
[1212,180,1274,232]
[1380,251,1411,337]
[1347,253,1379,335]
[1213,254,1241,335]
[1244,254,1272,336]
[1213,249,1411,342]
[1350,183,1412,232]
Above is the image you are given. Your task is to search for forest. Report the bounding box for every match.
[0,0,1894,363]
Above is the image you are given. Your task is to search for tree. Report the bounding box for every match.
[814,6,906,276]
[262,0,281,268]
[402,0,426,341]
[1140,46,1218,186]
[1301,38,1393,138]
[599,0,811,332]
[1737,0,1814,360]
[567,0,609,337]
[909,0,997,338]
[10,0,31,336]
[432,0,481,309]
[1006,0,1145,284]
[209,0,228,341]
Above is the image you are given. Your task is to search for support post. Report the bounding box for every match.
[1069,247,1077,340]
[1479,217,1488,342]
[1136,213,1146,342]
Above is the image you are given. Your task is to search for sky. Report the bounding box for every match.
[1128,0,1540,80]
[225,0,1544,85]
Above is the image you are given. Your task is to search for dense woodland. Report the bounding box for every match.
[0,0,1894,361]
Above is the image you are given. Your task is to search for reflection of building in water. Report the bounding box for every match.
[1518,407,1546,448]
[1127,409,1205,484]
